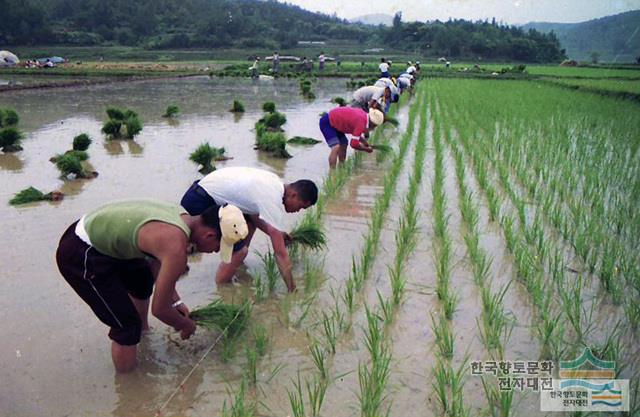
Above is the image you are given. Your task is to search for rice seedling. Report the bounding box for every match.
[432,360,450,414]
[262,102,276,113]
[257,251,279,292]
[230,100,245,113]
[221,377,255,417]
[389,266,406,307]
[245,345,258,385]
[260,111,287,130]
[625,298,640,329]
[51,150,89,163]
[9,187,63,205]
[376,290,394,326]
[309,343,329,380]
[431,313,454,359]
[288,222,326,250]
[481,376,514,417]
[252,324,269,357]
[342,270,356,313]
[253,272,266,302]
[442,289,459,321]
[287,372,306,417]
[287,136,321,145]
[189,143,217,174]
[162,105,180,118]
[321,312,337,354]
[305,376,328,417]
[302,258,325,295]
[0,126,24,152]
[190,299,250,338]
[72,133,92,151]
[357,344,392,417]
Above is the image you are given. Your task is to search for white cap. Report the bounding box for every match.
[368,108,384,126]
[218,204,249,263]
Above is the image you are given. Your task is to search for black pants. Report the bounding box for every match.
[56,221,154,345]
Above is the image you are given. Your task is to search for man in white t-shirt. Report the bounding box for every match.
[406,61,417,75]
[379,57,390,77]
[180,167,318,292]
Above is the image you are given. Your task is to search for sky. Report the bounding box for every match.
[281,0,640,24]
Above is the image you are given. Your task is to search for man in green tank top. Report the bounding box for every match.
[56,199,248,372]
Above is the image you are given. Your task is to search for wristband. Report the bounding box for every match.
[172,300,184,308]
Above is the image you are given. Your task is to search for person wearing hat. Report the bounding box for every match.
[180,167,318,293]
[406,61,417,75]
[373,78,400,111]
[55,199,248,372]
[319,106,384,169]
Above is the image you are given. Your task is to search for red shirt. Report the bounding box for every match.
[328,107,368,138]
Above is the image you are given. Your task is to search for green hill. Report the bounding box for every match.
[522,10,640,63]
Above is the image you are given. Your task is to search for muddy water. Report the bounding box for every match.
[0,76,363,417]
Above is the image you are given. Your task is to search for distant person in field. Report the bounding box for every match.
[350,85,389,112]
[318,52,326,70]
[55,199,248,372]
[250,56,260,79]
[379,57,390,78]
[406,61,417,75]
[180,167,318,293]
[319,107,384,169]
[272,51,280,74]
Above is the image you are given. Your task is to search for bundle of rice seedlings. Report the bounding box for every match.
[102,107,142,140]
[10,187,64,205]
[256,131,292,158]
[371,144,393,153]
[0,108,19,126]
[0,126,24,152]
[50,150,89,163]
[261,111,287,130]
[211,146,231,161]
[289,223,327,250]
[287,136,321,145]
[55,153,92,178]
[190,300,250,338]
[72,133,92,151]
[230,100,245,113]
[162,105,180,118]
[262,101,276,113]
[189,143,217,174]
[383,116,399,126]
[331,97,347,106]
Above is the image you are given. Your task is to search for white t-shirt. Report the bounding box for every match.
[352,86,385,104]
[397,77,411,89]
[379,62,389,73]
[406,65,417,74]
[374,78,394,89]
[399,73,414,80]
[197,167,286,231]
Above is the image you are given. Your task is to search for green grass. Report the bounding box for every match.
[189,143,218,174]
[9,187,50,205]
[162,105,180,118]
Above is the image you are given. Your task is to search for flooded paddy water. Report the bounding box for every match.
[1,76,638,417]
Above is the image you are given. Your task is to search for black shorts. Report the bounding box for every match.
[55,221,155,346]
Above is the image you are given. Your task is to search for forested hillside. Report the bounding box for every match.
[523,10,640,62]
[1,0,565,62]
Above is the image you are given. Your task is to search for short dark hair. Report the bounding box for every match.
[291,179,318,205]
[200,204,221,235]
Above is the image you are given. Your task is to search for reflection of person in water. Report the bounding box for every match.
[55,199,247,372]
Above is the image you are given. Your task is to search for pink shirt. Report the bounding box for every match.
[328,107,368,138]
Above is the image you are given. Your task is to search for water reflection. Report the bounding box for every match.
[0,153,24,171]
[103,139,144,156]
[58,177,91,197]
[232,112,243,123]
[256,150,287,176]
[166,118,180,128]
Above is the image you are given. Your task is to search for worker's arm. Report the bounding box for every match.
[350,137,373,153]
[138,222,196,339]
[251,215,296,292]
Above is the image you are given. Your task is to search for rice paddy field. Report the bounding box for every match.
[1,66,639,417]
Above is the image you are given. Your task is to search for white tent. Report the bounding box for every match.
[0,50,20,66]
